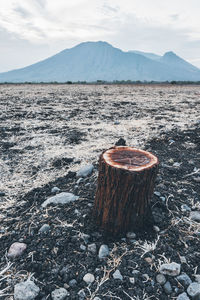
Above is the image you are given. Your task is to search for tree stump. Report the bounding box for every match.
[93,146,159,235]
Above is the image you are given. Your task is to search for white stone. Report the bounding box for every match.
[88,243,97,254]
[98,245,109,259]
[8,242,27,258]
[177,292,190,300]
[156,274,166,285]
[83,273,95,284]
[177,274,192,287]
[129,277,135,284]
[113,270,123,280]
[51,187,60,193]
[76,164,94,178]
[14,280,40,300]
[153,226,160,232]
[51,288,69,300]
[126,232,136,239]
[187,282,200,299]
[159,262,181,276]
[42,192,79,208]
[190,211,200,222]
[39,224,50,233]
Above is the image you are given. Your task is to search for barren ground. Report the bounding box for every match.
[0,84,200,299]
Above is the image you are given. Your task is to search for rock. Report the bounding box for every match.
[126,232,136,239]
[42,192,79,208]
[76,178,83,185]
[76,164,94,178]
[187,282,200,299]
[113,269,123,280]
[93,297,101,300]
[153,226,160,232]
[0,191,5,197]
[129,277,135,284]
[177,292,190,300]
[88,243,97,254]
[173,162,181,167]
[114,121,120,125]
[51,187,60,193]
[194,275,200,284]
[78,289,86,299]
[156,274,166,285]
[81,233,90,244]
[181,204,191,212]
[154,191,161,197]
[115,138,126,146]
[80,244,86,251]
[159,262,181,276]
[180,256,187,264]
[8,242,27,258]
[163,281,172,294]
[83,273,95,284]
[190,211,200,222]
[51,288,69,300]
[69,279,77,287]
[39,224,50,233]
[177,274,192,287]
[14,280,40,300]
[98,245,109,259]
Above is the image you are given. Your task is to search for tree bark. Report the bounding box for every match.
[93,146,159,235]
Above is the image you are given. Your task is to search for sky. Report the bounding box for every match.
[0,0,200,72]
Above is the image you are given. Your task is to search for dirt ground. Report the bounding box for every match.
[0,84,200,299]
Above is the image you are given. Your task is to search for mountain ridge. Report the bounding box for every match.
[0,41,200,82]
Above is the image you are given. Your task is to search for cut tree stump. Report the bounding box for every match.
[93,146,159,235]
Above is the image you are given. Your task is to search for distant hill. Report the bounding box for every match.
[0,41,200,82]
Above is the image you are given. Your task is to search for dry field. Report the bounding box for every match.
[0,84,199,299]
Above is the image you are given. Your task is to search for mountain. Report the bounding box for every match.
[129,50,161,61]
[0,41,200,82]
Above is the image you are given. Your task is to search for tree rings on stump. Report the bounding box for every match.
[93,146,159,235]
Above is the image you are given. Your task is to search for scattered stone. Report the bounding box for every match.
[98,244,109,259]
[194,275,200,284]
[145,257,153,264]
[159,262,181,276]
[81,233,90,244]
[80,244,86,251]
[76,178,83,185]
[51,187,60,193]
[129,277,135,284]
[173,162,181,167]
[113,270,123,280]
[187,282,200,299]
[115,138,126,146]
[154,191,161,197]
[93,297,101,300]
[156,274,166,285]
[190,211,200,222]
[163,281,172,294]
[42,192,79,208]
[0,191,5,197]
[181,204,191,212]
[88,243,97,254]
[8,242,27,258]
[39,224,50,233]
[83,273,95,284]
[114,121,120,125]
[14,280,40,300]
[76,164,94,178]
[126,232,136,239]
[153,225,160,232]
[160,196,166,202]
[69,279,77,287]
[177,274,192,287]
[51,288,69,300]
[180,256,187,264]
[177,292,190,300]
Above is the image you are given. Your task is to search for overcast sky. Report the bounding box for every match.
[0,0,200,72]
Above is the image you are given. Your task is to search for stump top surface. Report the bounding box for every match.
[103,146,158,171]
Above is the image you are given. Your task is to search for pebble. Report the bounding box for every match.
[98,244,109,259]
[51,288,69,300]
[78,289,86,299]
[154,191,161,197]
[126,232,136,239]
[159,262,181,276]
[80,244,86,251]
[187,282,200,299]
[177,292,190,300]
[180,256,187,264]
[153,226,160,232]
[93,297,102,300]
[14,280,40,300]
[51,187,60,193]
[156,274,166,285]
[190,211,200,222]
[0,191,5,197]
[114,121,120,125]
[129,277,135,284]
[8,242,27,258]
[76,178,83,185]
[88,243,97,254]
[42,192,79,208]
[81,233,90,244]
[83,273,95,284]
[173,162,181,167]
[177,274,192,287]
[194,275,200,284]
[39,224,50,233]
[181,204,191,212]
[163,281,172,294]
[76,164,94,178]
[69,279,77,287]
[113,269,123,280]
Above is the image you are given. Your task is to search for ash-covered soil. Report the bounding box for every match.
[0,84,200,300]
